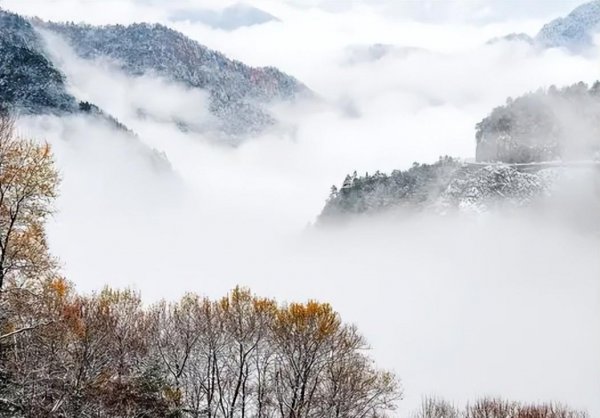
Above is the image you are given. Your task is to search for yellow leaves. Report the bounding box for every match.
[219,295,230,312]
[276,300,340,339]
[50,277,70,299]
[0,111,59,289]
[253,296,277,315]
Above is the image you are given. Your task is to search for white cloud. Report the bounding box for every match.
[3,1,599,415]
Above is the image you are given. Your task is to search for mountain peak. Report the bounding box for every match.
[535,0,600,50]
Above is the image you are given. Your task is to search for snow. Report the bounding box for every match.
[37,20,308,136]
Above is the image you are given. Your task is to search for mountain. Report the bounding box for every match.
[0,9,173,175]
[170,3,279,31]
[319,81,600,223]
[0,9,135,125]
[0,10,77,114]
[535,0,600,51]
[37,20,309,136]
[475,81,600,163]
[318,158,597,222]
[0,7,307,137]
[490,1,600,52]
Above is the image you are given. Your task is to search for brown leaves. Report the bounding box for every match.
[0,111,59,289]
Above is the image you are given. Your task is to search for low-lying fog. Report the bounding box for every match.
[9,0,600,415]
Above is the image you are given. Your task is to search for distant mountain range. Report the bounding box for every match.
[0,8,308,138]
[170,3,279,31]
[491,0,600,52]
[342,44,425,65]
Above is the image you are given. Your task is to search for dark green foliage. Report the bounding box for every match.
[79,101,93,112]
[320,156,460,219]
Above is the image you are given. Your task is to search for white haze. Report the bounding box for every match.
[6,0,600,416]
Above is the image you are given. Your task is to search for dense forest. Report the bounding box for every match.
[318,157,561,220]
[320,157,461,220]
[0,107,590,417]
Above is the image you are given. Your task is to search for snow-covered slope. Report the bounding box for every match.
[0,9,77,114]
[0,7,308,137]
[0,9,173,174]
[318,158,599,222]
[491,1,600,52]
[535,0,600,51]
[37,20,309,136]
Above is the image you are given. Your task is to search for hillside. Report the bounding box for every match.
[0,10,77,114]
[38,20,309,136]
[318,158,571,221]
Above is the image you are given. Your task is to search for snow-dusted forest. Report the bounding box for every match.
[0,0,599,417]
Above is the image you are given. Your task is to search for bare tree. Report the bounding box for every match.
[413,397,460,418]
[412,397,589,418]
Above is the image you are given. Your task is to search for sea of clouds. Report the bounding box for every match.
[5,0,600,415]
